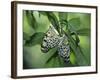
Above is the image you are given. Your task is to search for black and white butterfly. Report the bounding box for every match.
[41,26,70,63]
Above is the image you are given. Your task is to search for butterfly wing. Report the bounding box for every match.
[41,26,60,53]
[41,26,70,63]
[58,35,70,63]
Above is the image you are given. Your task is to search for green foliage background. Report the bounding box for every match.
[23,10,91,69]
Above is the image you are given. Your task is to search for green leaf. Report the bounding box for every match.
[68,13,91,29]
[44,57,56,67]
[44,48,58,68]
[64,30,88,66]
[45,49,65,67]
[39,12,47,17]
[46,12,59,26]
[45,50,66,67]
[70,52,76,65]
[68,18,81,31]
[58,12,68,35]
[45,12,60,33]
[23,32,30,40]
[25,10,37,29]
[76,28,90,36]
[79,36,91,65]
[32,11,50,32]
[23,10,35,36]
[71,32,80,45]
[80,14,91,29]
[25,32,45,46]
[59,12,68,21]
[45,51,58,64]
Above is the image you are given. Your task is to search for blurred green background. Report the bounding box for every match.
[23,10,91,69]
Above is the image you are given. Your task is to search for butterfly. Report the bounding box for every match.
[41,26,70,63]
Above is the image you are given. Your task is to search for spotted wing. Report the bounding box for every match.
[41,26,60,53]
[58,35,70,63]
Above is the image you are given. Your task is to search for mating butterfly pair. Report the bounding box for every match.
[41,26,70,63]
